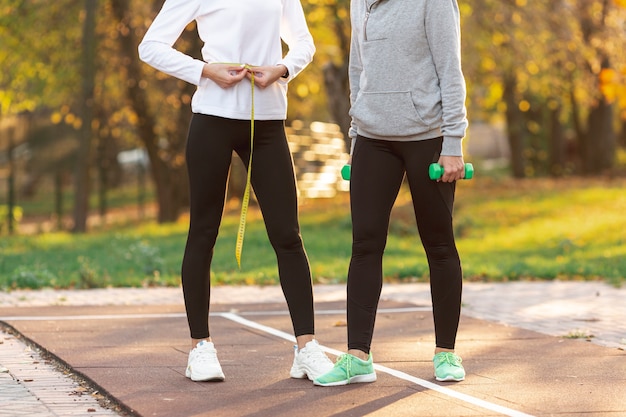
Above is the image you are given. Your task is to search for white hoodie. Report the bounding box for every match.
[138,0,315,120]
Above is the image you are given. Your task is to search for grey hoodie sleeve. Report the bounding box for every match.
[425,0,468,156]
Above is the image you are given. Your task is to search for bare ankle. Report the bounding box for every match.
[192,338,211,349]
[347,349,369,361]
[296,334,314,350]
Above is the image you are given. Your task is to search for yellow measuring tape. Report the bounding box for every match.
[216,63,256,268]
[236,66,254,268]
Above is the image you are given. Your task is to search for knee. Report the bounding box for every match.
[352,235,386,257]
[188,222,219,246]
[268,227,304,253]
[425,241,459,262]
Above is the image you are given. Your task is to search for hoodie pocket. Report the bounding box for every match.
[350,91,430,138]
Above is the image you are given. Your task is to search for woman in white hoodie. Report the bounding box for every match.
[138,0,332,383]
[315,0,468,386]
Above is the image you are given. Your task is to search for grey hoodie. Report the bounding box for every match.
[349,0,468,156]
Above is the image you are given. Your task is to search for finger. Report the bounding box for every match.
[249,70,264,78]
[230,71,248,81]
[442,167,458,183]
[226,65,246,75]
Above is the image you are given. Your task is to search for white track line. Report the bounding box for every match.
[1,308,535,416]
[218,312,536,417]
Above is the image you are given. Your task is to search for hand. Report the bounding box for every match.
[437,155,465,183]
[202,63,248,89]
[244,65,286,88]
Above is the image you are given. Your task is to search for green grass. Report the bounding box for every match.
[453,178,626,284]
[563,329,595,340]
[1,177,625,290]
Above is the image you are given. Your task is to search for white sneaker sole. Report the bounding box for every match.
[289,368,309,380]
[186,367,225,382]
[290,364,335,381]
[290,366,326,381]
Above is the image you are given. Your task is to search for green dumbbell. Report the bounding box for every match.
[429,163,474,180]
[341,164,351,181]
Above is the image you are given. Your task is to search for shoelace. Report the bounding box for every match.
[336,354,354,377]
[302,345,331,364]
[193,345,218,364]
[436,352,462,366]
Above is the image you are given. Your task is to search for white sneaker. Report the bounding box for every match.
[290,340,334,381]
[185,341,225,382]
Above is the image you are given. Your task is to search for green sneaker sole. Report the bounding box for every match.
[314,372,377,386]
[435,373,465,382]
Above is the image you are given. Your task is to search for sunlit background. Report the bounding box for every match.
[1,0,625,289]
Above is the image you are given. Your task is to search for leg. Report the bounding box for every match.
[238,120,315,339]
[313,137,403,386]
[347,136,405,355]
[403,138,462,351]
[240,121,333,381]
[181,114,236,341]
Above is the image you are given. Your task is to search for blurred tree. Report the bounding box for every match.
[0,0,88,230]
[573,0,618,174]
[109,0,193,223]
[0,1,83,115]
[300,0,351,151]
[3,0,626,232]
[72,0,98,233]
[462,0,535,177]
[461,0,626,177]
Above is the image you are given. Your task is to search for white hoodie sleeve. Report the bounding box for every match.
[277,0,316,81]
[138,0,206,86]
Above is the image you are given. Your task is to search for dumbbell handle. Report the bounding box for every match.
[429,163,474,180]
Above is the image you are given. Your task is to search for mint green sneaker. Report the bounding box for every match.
[433,352,465,382]
[313,353,377,386]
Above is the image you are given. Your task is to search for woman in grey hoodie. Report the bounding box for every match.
[315,0,468,386]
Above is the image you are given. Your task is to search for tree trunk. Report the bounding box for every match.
[548,105,566,177]
[72,0,97,233]
[503,74,526,178]
[578,55,616,175]
[569,83,585,172]
[110,0,187,223]
[323,0,352,152]
[6,127,16,235]
[584,96,615,174]
[97,138,108,221]
[54,170,64,231]
[323,62,351,152]
[576,2,616,175]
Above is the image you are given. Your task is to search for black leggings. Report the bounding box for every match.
[181,114,314,340]
[347,136,462,352]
